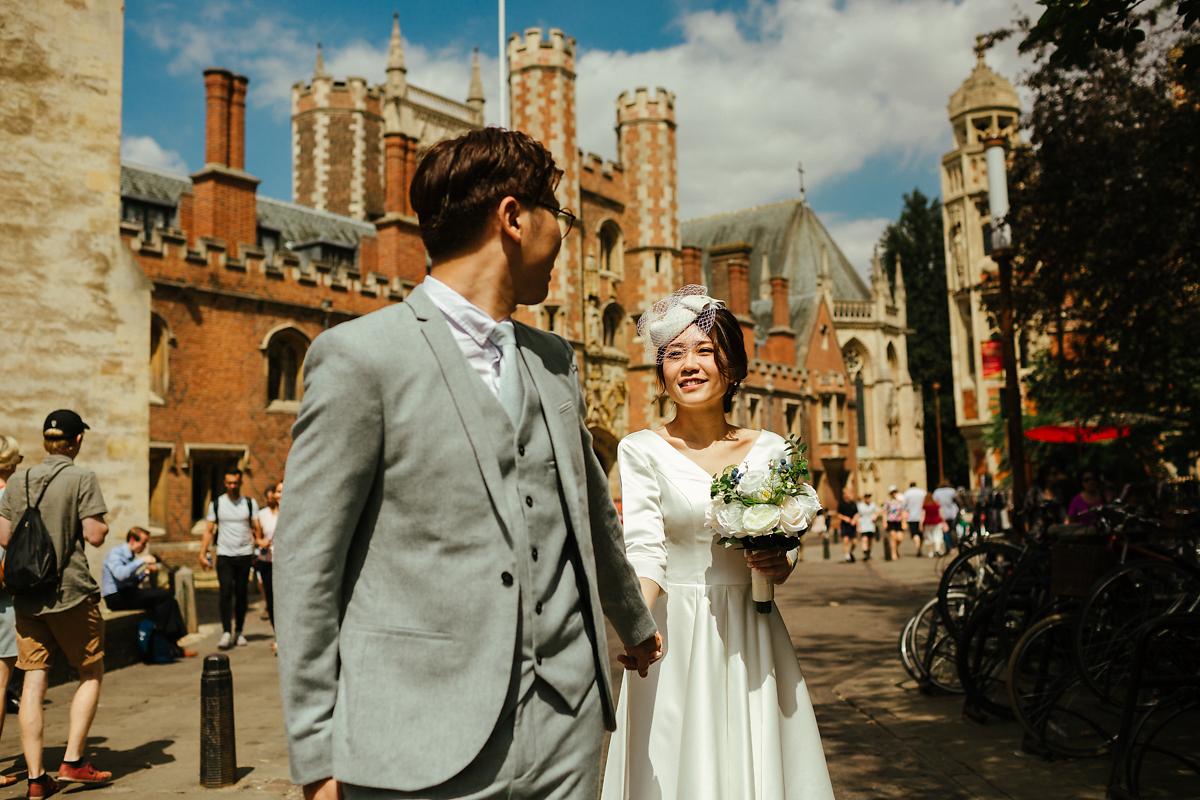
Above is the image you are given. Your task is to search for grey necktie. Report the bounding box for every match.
[490,322,523,426]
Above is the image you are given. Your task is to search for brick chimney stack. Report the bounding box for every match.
[376,132,424,283]
[765,275,796,364]
[681,246,703,286]
[709,242,756,360]
[192,68,259,257]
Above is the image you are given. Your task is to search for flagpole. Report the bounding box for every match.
[498,0,507,127]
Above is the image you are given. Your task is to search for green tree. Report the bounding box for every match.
[1021,0,1200,74]
[881,190,969,487]
[1001,23,1200,473]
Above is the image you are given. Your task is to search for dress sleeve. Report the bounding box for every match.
[617,436,667,590]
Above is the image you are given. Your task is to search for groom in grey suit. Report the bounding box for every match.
[275,128,662,800]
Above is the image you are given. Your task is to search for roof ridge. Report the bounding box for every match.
[257,195,376,232]
[121,161,190,182]
[681,197,801,226]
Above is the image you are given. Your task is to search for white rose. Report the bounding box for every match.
[707,501,746,535]
[780,485,822,533]
[737,469,770,498]
[742,504,782,534]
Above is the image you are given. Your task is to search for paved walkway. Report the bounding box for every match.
[0,540,1118,798]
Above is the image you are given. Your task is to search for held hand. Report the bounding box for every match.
[744,547,794,583]
[617,632,663,677]
[198,552,213,571]
[303,778,341,800]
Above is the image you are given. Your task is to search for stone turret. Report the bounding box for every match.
[467,48,485,123]
[508,27,582,341]
[386,13,407,99]
[616,86,679,316]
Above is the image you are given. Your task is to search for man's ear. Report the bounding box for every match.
[497,195,523,244]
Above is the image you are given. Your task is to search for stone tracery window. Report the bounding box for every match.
[598,221,623,278]
[601,302,624,348]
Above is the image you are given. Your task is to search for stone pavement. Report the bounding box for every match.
[0,541,1119,799]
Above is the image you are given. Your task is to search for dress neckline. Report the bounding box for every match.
[644,428,768,481]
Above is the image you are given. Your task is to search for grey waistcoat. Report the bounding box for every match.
[491,353,595,711]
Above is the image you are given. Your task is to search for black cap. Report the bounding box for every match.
[43,410,90,440]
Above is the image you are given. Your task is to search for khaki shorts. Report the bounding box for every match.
[16,595,105,671]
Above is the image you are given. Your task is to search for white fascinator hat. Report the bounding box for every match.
[635,285,725,363]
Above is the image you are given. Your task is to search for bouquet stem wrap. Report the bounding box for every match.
[751,570,774,614]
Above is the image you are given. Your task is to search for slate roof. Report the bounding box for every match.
[119,163,375,249]
[751,291,825,363]
[682,200,870,302]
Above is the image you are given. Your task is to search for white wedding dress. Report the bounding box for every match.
[602,429,835,800]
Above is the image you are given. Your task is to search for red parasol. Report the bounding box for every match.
[1024,424,1131,444]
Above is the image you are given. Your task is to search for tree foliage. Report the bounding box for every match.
[1021,0,1200,74]
[881,190,969,487]
[1002,23,1200,472]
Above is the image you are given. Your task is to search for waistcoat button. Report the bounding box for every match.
[535,601,543,615]
[531,547,539,561]
[501,571,514,587]
[518,445,526,457]
[525,496,533,507]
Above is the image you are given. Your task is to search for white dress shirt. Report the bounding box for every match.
[421,276,512,399]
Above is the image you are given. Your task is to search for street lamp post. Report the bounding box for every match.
[932,380,946,486]
[983,134,1027,535]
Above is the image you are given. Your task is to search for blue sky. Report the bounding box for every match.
[122,0,1034,274]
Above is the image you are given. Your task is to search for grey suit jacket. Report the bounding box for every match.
[274,285,657,791]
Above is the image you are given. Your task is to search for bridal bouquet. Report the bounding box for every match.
[706,436,822,613]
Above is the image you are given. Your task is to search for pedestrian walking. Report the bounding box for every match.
[255,479,281,653]
[0,435,23,789]
[902,481,926,554]
[838,487,861,563]
[884,486,906,559]
[932,481,959,551]
[0,411,113,797]
[197,468,263,650]
[856,492,879,562]
[101,527,195,659]
[921,494,945,557]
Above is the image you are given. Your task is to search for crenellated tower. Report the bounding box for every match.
[507,28,583,343]
[617,87,680,313]
[291,47,386,220]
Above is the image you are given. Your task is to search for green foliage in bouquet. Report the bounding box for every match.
[710,435,811,506]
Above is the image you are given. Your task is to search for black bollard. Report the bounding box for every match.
[822,534,830,560]
[200,653,237,787]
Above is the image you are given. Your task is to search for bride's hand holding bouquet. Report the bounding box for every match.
[705,436,822,613]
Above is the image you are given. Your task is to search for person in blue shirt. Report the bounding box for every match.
[101,528,195,658]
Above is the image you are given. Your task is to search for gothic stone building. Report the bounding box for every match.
[121,17,914,549]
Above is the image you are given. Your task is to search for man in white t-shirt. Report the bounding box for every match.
[856,493,880,562]
[902,482,927,553]
[198,468,263,649]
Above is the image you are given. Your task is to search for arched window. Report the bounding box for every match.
[887,342,900,385]
[265,328,309,405]
[149,313,170,402]
[598,221,623,278]
[602,302,624,348]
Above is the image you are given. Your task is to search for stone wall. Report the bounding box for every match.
[0,0,149,570]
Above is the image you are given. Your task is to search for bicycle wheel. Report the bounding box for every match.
[910,592,966,693]
[937,540,1022,639]
[1074,559,1200,707]
[1007,612,1117,758]
[898,610,921,682]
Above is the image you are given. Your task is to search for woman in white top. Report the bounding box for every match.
[602,287,833,800]
[255,479,282,645]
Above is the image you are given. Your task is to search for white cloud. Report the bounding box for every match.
[824,215,891,279]
[120,135,190,174]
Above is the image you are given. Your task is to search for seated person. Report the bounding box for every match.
[101,527,196,658]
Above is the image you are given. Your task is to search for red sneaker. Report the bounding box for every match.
[26,775,60,799]
[56,761,112,784]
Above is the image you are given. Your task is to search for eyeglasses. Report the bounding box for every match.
[531,200,576,239]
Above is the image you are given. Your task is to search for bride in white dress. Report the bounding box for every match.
[602,287,835,800]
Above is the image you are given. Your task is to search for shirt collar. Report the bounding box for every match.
[422,275,510,350]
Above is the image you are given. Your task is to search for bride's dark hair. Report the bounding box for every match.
[654,307,748,413]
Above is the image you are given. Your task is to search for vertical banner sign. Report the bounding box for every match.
[981,339,1003,378]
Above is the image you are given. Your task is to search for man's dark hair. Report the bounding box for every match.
[655,308,748,413]
[409,128,562,261]
[127,526,150,543]
[224,468,243,479]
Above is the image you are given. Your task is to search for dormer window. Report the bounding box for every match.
[122,198,172,239]
[257,226,281,258]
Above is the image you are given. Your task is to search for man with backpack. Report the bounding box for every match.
[197,468,263,650]
[0,410,112,798]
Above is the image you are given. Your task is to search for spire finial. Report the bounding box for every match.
[388,12,406,72]
[797,161,806,202]
[314,42,328,77]
[468,47,485,104]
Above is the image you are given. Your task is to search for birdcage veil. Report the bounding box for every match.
[636,285,725,364]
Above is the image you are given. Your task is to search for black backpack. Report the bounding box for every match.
[5,464,71,595]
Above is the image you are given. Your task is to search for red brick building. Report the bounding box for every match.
[121,20,870,556]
